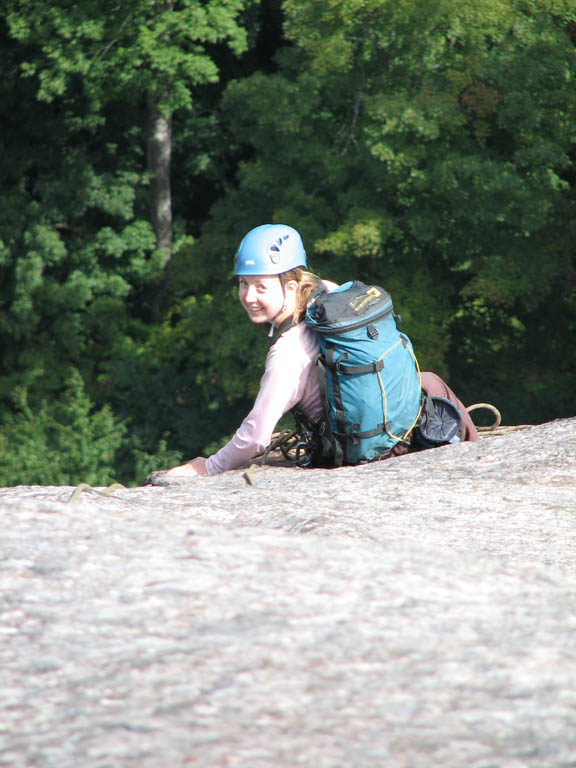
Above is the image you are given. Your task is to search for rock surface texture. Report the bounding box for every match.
[0,417,575,768]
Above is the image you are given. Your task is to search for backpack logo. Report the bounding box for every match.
[348,285,382,313]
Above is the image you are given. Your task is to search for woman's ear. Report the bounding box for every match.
[284,279,299,296]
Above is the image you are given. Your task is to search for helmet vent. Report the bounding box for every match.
[269,244,280,263]
[269,233,295,264]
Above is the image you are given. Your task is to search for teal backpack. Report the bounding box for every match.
[295,281,422,467]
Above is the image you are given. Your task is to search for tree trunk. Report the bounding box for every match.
[147,100,173,266]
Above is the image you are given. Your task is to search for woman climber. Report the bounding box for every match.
[159,223,479,478]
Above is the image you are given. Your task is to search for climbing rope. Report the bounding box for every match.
[68,482,126,503]
[257,428,301,465]
[465,403,533,437]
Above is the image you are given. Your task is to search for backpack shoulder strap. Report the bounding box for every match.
[268,316,297,346]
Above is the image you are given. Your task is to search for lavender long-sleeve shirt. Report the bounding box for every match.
[205,321,324,475]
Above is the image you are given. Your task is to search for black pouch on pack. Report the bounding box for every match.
[413,395,462,450]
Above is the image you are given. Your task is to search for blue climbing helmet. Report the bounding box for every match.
[234,224,307,276]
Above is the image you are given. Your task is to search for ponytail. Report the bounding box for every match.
[282,268,324,323]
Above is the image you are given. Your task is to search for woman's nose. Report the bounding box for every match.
[244,284,257,302]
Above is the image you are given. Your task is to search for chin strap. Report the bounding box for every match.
[268,273,289,337]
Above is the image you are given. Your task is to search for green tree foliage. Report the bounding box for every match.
[0,370,126,486]
[4,0,255,258]
[185,0,576,425]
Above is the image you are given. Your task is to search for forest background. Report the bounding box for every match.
[0,0,574,486]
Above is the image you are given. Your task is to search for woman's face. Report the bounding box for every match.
[238,275,295,326]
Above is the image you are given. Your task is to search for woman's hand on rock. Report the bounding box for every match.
[163,457,208,477]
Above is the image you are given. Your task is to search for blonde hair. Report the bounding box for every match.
[282,268,324,323]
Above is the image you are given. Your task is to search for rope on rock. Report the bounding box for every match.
[68,482,126,503]
[466,403,532,437]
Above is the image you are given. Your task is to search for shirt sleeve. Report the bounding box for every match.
[205,325,316,474]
